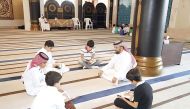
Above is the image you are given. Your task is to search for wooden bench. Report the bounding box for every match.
[162,42,184,67]
[48,19,73,29]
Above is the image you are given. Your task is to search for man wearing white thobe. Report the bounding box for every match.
[39,15,50,31]
[22,52,49,96]
[100,40,137,85]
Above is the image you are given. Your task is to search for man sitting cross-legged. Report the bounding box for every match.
[99,40,137,85]
[22,52,49,96]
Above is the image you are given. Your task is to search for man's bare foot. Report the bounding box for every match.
[112,77,118,85]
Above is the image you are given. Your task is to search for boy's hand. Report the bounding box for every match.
[89,59,95,64]
[124,91,134,101]
[86,60,91,64]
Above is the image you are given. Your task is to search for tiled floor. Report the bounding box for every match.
[0,29,190,109]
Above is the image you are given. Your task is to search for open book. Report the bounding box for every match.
[117,91,134,101]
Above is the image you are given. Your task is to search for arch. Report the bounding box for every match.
[83,2,94,19]
[44,0,59,19]
[61,1,75,19]
[95,3,106,28]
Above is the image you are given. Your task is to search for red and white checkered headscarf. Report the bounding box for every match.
[30,52,49,69]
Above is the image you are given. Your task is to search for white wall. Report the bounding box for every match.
[169,0,190,28]
[97,0,108,7]
[175,0,190,28]
[82,0,93,5]
[0,20,24,28]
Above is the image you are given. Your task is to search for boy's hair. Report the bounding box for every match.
[113,24,116,27]
[45,71,62,86]
[87,40,94,48]
[120,26,123,29]
[44,40,54,47]
[126,68,142,82]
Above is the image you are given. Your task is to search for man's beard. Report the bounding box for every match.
[115,51,120,54]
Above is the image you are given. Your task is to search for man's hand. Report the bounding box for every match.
[58,88,64,93]
[86,60,91,64]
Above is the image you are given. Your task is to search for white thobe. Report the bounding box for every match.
[22,66,46,96]
[112,27,116,34]
[31,86,66,109]
[37,48,70,75]
[123,27,130,34]
[101,50,136,81]
[39,18,50,31]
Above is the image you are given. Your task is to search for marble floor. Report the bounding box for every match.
[0,29,190,109]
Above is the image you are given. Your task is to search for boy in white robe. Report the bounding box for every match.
[37,40,70,75]
[31,71,71,109]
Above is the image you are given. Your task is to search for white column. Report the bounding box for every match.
[40,0,45,16]
[74,0,78,18]
[23,0,31,31]
[130,0,136,26]
[94,0,98,6]
[106,0,110,28]
[112,0,118,25]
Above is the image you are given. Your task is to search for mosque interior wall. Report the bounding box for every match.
[0,0,24,28]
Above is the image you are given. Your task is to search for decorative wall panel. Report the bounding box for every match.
[117,0,131,25]
[83,2,94,19]
[0,0,14,20]
[44,0,59,19]
[61,1,75,19]
[44,0,75,19]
